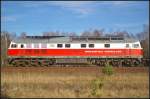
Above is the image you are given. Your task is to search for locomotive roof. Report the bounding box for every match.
[12,36,139,43]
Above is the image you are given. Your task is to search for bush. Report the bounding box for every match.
[91,78,104,97]
[102,63,114,75]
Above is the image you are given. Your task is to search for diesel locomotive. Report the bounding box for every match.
[7,36,144,67]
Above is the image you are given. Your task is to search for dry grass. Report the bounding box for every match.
[1,71,149,98]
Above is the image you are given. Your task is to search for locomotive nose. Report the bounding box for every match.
[140,49,143,55]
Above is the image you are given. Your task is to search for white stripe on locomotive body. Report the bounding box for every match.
[9,41,142,49]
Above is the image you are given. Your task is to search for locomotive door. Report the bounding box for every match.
[125,44,131,57]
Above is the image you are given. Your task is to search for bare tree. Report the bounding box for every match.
[55,30,60,36]
[43,32,50,36]
[92,29,104,37]
[68,32,77,37]
[60,32,68,36]
[129,33,135,38]
[43,31,60,36]
[113,30,130,37]
[81,28,104,37]
[20,32,27,38]
[80,30,91,37]
[1,31,14,66]
[139,24,149,58]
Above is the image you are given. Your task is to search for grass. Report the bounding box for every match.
[1,71,149,98]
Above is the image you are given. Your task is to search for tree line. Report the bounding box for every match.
[1,24,149,66]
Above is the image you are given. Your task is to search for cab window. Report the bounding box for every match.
[11,44,17,48]
[133,44,139,48]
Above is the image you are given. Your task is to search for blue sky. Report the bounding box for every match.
[1,1,149,36]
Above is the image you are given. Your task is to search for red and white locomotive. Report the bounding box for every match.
[7,36,143,66]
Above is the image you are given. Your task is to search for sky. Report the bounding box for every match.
[1,1,149,36]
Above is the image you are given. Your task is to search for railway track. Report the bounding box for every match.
[1,66,149,73]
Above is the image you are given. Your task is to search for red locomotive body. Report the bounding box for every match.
[8,49,142,57]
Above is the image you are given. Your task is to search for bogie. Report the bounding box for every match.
[7,57,147,67]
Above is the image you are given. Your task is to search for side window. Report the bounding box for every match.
[126,44,129,48]
[26,44,32,48]
[11,44,17,48]
[57,44,63,48]
[34,44,39,48]
[104,44,110,48]
[65,44,70,48]
[20,44,24,48]
[49,44,55,48]
[89,44,94,48]
[81,44,86,48]
[133,44,139,48]
[41,44,47,48]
